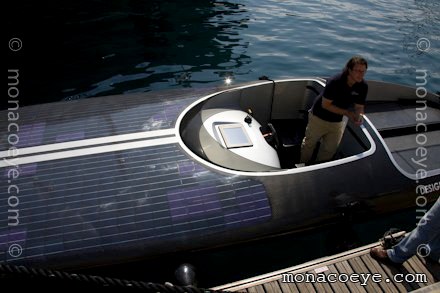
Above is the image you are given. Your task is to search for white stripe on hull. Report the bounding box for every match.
[0,129,177,168]
[0,128,176,159]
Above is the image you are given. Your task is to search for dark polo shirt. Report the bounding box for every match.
[312,73,368,122]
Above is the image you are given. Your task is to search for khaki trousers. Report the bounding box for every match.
[300,113,345,163]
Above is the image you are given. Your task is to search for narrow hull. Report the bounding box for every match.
[0,79,438,270]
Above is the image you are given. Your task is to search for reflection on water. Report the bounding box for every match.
[7,0,439,107]
[7,1,252,106]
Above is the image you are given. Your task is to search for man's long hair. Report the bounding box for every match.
[342,56,368,76]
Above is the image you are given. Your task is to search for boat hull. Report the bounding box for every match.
[0,79,438,270]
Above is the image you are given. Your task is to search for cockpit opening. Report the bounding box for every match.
[178,79,373,173]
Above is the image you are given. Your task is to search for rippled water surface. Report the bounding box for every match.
[5,0,440,287]
[7,0,439,106]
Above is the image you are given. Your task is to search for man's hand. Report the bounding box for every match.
[346,111,363,126]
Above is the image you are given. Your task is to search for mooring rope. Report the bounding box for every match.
[0,264,228,292]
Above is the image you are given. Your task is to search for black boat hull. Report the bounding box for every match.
[0,79,438,270]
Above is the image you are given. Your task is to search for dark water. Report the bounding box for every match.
[5,0,439,288]
[6,0,439,109]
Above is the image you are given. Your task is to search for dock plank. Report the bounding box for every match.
[407,256,437,285]
[417,255,440,281]
[326,264,350,293]
[247,284,265,293]
[348,256,383,293]
[410,282,440,293]
[307,269,333,292]
[360,254,399,293]
[211,232,439,293]
[375,260,413,292]
[293,278,315,293]
[262,281,281,293]
[277,279,299,293]
[401,260,426,290]
[335,260,367,293]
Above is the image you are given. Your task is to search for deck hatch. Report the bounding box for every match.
[218,123,253,149]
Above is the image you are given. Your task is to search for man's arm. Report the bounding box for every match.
[321,97,351,116]
[354,103,365,125]
[322,98,364,125]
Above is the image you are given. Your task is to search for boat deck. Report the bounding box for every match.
[212,235,440,293]
[0,86,273,269]
[365,103,439,131]
[365,102,440,175]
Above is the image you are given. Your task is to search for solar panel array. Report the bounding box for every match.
[0,89,272,268]
[1,91,197,149]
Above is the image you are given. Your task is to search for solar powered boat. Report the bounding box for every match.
[1,78,438,270]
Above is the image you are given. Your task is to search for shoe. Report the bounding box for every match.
[370,246,391,263]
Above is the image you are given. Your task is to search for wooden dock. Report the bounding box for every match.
[212,234,440,293]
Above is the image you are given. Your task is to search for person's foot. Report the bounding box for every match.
[370,246,392,263]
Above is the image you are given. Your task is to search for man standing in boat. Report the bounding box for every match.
[300,56,368,164]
